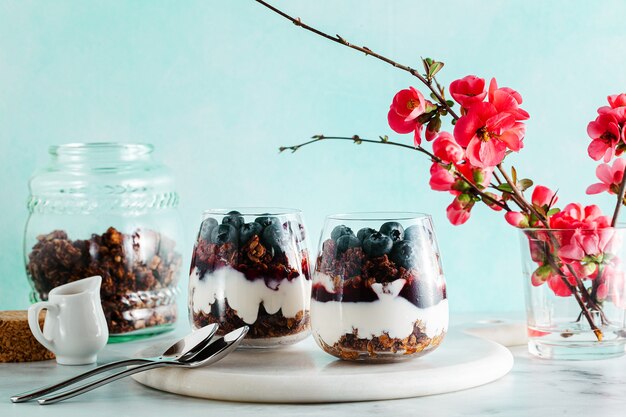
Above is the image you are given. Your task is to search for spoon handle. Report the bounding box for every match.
[10,358,153,403]
[37,361,173,405]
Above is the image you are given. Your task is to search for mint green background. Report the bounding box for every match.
[1,1,626,314]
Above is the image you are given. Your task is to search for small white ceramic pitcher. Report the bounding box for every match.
[28,276,109,365]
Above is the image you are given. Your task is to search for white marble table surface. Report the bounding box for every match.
[2,313,626,417]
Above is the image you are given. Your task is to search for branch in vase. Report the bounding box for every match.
[253,0,459,120]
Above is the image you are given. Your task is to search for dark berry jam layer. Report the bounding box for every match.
[313,231,446,308]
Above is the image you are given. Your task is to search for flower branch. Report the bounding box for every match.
[253,0,459,120]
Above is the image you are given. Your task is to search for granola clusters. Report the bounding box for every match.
[318,321,446,361]
[312,222,447,360]
[27,227,182,335]
[189,212,311,342]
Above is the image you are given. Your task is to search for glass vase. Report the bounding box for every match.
[519,228,626,360]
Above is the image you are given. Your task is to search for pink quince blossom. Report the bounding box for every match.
[432,132,464,164]
[547,271,576,297]
[586,158,626,195]
[488,78,529,120]
[532,185,558,208]
[449,75,487,109]
[387,87,428,146]
[453,80,528,168]
[429,163,455,192]
[446,195,474,225]
[587,112,622,162]
[505,212,529,228]
[598,93,626,115]
[549,203,611,230]
[557,228,615,264]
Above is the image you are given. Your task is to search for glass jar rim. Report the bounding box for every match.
[202,207,303,217]
[325,211,432,221]
[49,142,154,157]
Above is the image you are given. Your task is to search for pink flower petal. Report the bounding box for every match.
[586,183,610,194]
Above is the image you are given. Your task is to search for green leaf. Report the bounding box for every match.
[430,92,438,101]
[424,102,438,113]
[446,100,455,107]
[417,112,433,124]
[547,208,561,216]
[517,178,533,192]
[427,61,444,79]
[511,166,518,184]
[496,183,514,193]
[379,135,389,143]
[427,117,442,133]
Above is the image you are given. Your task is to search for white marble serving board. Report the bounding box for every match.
[131,329,513,403]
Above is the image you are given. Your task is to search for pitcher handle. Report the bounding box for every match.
[28,301,58,353]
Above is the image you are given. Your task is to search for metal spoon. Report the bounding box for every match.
[11,323,219,403]
[37,326,248,405]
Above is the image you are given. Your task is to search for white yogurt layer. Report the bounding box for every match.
[310,273,448,345]
[189,266,311,325]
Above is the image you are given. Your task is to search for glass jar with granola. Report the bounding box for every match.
[24,143,182,341]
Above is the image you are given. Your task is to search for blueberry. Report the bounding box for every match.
[255,215,280,228]
[403,225,423,242]
[390,240,417,269]
[262,224,287,252]
[222,210,244,229]
[330,225,354,241]
[285,221,306,243]
[362,232,393,257]
[379,222,404,242]
[239,222,263,244]
[210,224,238,245]
[199,217,218,241]
[335,234,360,256]
[357,227,377,243]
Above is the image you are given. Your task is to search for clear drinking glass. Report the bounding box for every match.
[311,212,448,361]
[520,228,626,359]
[24,143,183,341]
[188,208,311,347]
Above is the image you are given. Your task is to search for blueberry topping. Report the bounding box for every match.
[239,222,263,244]
[222,211,244,229]
[262,224,287,252]
[330,225,354,241]
[362,232,393,257]
[404,225,424,242]
[255,215,280,228]
[199,217,218,241]
[356,227,377,243]
[379,222,405,242]
[210,224,238,245]
[335,234,360,257]
[390,240,417,269]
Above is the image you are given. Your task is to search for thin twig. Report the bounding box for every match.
[281,135,510,211]
[497,163,549,227]
[254,0,459,120]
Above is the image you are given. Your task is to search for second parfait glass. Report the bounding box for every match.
[311,212,448,361]
[188,208,311,347]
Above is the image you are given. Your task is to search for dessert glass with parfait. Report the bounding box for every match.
[188,208,311,347]
[311,212,448,361]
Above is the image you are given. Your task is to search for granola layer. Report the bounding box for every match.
[192,298,310,339]
[317,320,446,360]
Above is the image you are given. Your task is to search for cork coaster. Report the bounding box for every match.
[0,310,55,362]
